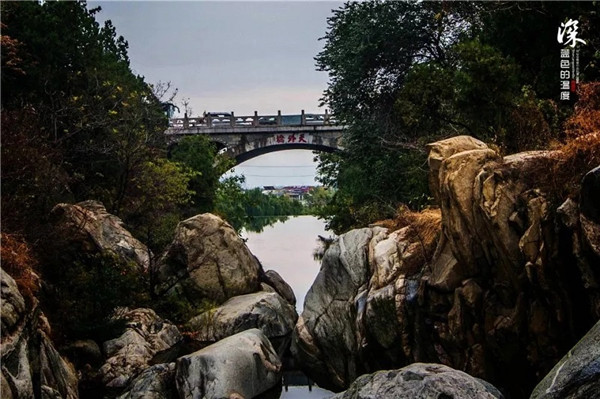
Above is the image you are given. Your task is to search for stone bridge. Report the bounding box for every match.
[165,111,344,164]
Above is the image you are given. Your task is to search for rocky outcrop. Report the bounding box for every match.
[331,363,504,399]
[152,213,262,305]
[262,269,296,306]
[530,319,600,399]
[118,363,176,399]
[293,136,600,397]
[49,200,150,271]
[175,328,282,399]
[1,268,79,399]
[291,227,387,390]
[186,291,297,356]
[99,308,182,390]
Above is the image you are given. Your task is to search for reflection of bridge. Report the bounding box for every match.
[165,111,345,164]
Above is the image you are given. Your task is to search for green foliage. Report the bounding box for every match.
[154,295,219,326]
[1,1,189,250]
[213,177,306,232]
[125,159,196,253]
[315,1,600,233]
[170,135,235,214]
[42,251,149,342]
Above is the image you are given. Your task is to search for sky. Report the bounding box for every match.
[91,1,343,187]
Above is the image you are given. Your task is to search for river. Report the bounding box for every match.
[242,215,335,398]
[242,215,333,313]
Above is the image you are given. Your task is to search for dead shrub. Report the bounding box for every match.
[0,233,40,305]
[374,206,442,265]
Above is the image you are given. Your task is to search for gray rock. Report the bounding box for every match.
[153,213,262,304]
[262,269,296,306]
[175,328,281,399]
[100,308,182,389]
[331,363,504,399]
[291,227,385,391]
[1,268,26,336]
[530,319,600,399]
[1,267,79,399]
[118,363,176,399]
[50,200,150,271]
[39,331,80,399]
[186,291,297,344]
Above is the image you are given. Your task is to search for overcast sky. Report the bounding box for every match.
[90,1,342,187]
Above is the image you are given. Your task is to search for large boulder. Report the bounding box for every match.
[117,363,176,399]
[331,363,504,399]
[99,308,182,390]
[49,200,149,271]
[153,213,262,305]
[291,227,387,391]
[530,319,600,399]
[186,291,297,356]
[426,135,489,203]
[175,328,282,399]
[1,268,79,399]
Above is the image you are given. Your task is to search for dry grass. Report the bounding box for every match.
[520,83,600,203]
[374,206,442,262]
[0,233,40,305]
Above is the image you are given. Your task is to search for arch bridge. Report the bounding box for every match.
[165,110,344,164]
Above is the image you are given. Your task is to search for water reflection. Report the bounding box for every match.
[244,215,290,233]
[242,215,331,313]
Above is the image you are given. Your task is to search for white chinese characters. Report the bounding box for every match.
[557,19,586,48]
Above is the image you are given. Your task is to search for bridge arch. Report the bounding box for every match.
[232,143,338,165]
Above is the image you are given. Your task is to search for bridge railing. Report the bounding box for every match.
[168,110,338,129]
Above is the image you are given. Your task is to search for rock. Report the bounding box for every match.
[331,363,504,399]
[262,269,296,306]
[118,363,176,399]
[186,291,297,356]
[153,213,262,304]
[49,200,150,271]
[100,308,182,390]
[1,267,79,399]
[294,136,600,398]
[291,227,386,391]
[1,267,26,336]
[530,320,600,399]
[38,331,80,399]
[580,166,600,223]
[426,135,488,203]
[175,328,281,399]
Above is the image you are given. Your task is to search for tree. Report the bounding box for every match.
[1,1,180,245]
[170,135,234,214]
[314,1,599,233]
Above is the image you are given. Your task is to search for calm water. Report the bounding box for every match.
[242,215,335,399]
[242,215,332,313]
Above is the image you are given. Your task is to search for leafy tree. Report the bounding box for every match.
[170,135,234,214]
[314,1,599,233]
[1,1,184,248]
[124,159,196,253]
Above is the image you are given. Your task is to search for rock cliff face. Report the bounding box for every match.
[1,268,79,399]
[293,136,600,397]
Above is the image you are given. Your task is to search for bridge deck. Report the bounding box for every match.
[166,124,344,135]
